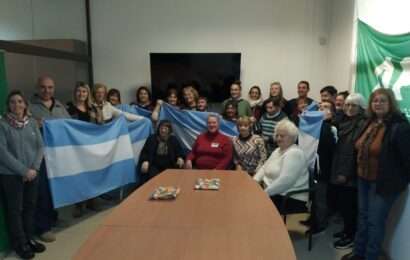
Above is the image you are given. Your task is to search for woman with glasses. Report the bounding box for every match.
[342,89,410,260]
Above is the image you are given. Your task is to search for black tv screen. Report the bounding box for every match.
[150,53,241,102]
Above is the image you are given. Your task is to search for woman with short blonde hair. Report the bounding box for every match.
[232,116,267,176]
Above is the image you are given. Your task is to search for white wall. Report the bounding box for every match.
[326,0,355,92]
[90,0,337,104]
[0,0,86,41]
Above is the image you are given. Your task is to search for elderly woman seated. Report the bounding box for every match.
[185,114,233,170]
[253,120,309,213]
[139,120,184,182]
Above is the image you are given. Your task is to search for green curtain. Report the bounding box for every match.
[0,51,9,253]
[354,20,410,119]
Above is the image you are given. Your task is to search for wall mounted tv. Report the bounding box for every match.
[150,53,241,102]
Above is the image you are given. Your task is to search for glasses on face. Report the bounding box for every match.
[372,99,388,105]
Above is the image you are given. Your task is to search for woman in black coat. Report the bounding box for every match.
[342,89,410,260]
[139,120,184,182]
[330,93,367,249]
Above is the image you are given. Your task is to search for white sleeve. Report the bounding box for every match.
[264,149,306,196]
[253,155,270,182]
[111,104,144,121]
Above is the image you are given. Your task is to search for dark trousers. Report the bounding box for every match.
[35,160,57,235]
[335,186,358,238]
[271,195,307,214]
[0,174,39,249]
[312,180,328,229]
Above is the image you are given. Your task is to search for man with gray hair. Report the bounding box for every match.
[30,76,70,243]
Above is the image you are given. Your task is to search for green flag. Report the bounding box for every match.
[354,20,410,119]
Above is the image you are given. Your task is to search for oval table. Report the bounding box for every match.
[74,169,296,260]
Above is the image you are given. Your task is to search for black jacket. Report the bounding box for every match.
[139,134,184,171]
[330,112,367,187]
[317,120,337,181]
[363,113,410,196]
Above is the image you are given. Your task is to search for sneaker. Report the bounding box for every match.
[15,244,34,259]
[334,236,354,249]
[333,230,345,239]
[341,252,364,260]
[305,226,326,237]
[28,239,46,253]
[38,231,56,243]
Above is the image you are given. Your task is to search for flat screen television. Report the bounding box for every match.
[150,53,241,103]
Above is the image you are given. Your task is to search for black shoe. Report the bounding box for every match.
[15,244,34,259]
[305,226,326,237]
[28,239,46,253]
[334,235,354,249]
[341,252,364,260]
[333,230,345,239]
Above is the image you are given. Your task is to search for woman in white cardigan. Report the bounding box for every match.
[93,83,144,123]
[253,119,309,213]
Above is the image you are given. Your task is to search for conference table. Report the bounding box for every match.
[74,170,296,260]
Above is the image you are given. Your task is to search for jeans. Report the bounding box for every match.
[0,174,39,249]
[353,178,400,260]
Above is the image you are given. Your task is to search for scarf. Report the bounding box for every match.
[248,98,263,108]
[5,113,29,129]
[357,120,384,178]
[156,135,169,156]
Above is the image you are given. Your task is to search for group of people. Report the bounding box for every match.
[0,76,409,260]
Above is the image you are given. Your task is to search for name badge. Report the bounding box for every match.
[211,142,219,148]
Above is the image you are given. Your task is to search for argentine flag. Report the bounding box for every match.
[158,103,238,152]
[43,116,151,208]
[298,110,324,171]
[117,104,152,118]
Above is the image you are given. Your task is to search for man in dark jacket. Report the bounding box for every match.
[307,100,337,235]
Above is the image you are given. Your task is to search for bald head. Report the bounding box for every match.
[37,76,55,101]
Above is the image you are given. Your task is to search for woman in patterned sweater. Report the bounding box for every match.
[232,116,267,176]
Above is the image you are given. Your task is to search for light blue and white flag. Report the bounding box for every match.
[298,110,324,171]
[117,104,152,118]
[158,103,238,152]
[127,117,154,167]
[43,116,151,208]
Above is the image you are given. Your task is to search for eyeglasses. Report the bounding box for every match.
[372,99,388,104]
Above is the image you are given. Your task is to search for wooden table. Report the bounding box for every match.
[74,170,296,260]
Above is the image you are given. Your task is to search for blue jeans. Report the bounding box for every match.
[353,178,400,260]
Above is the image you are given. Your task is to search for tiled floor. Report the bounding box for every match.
[2,201,353,260]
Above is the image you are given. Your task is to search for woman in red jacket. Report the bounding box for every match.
[185,114,233,170]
